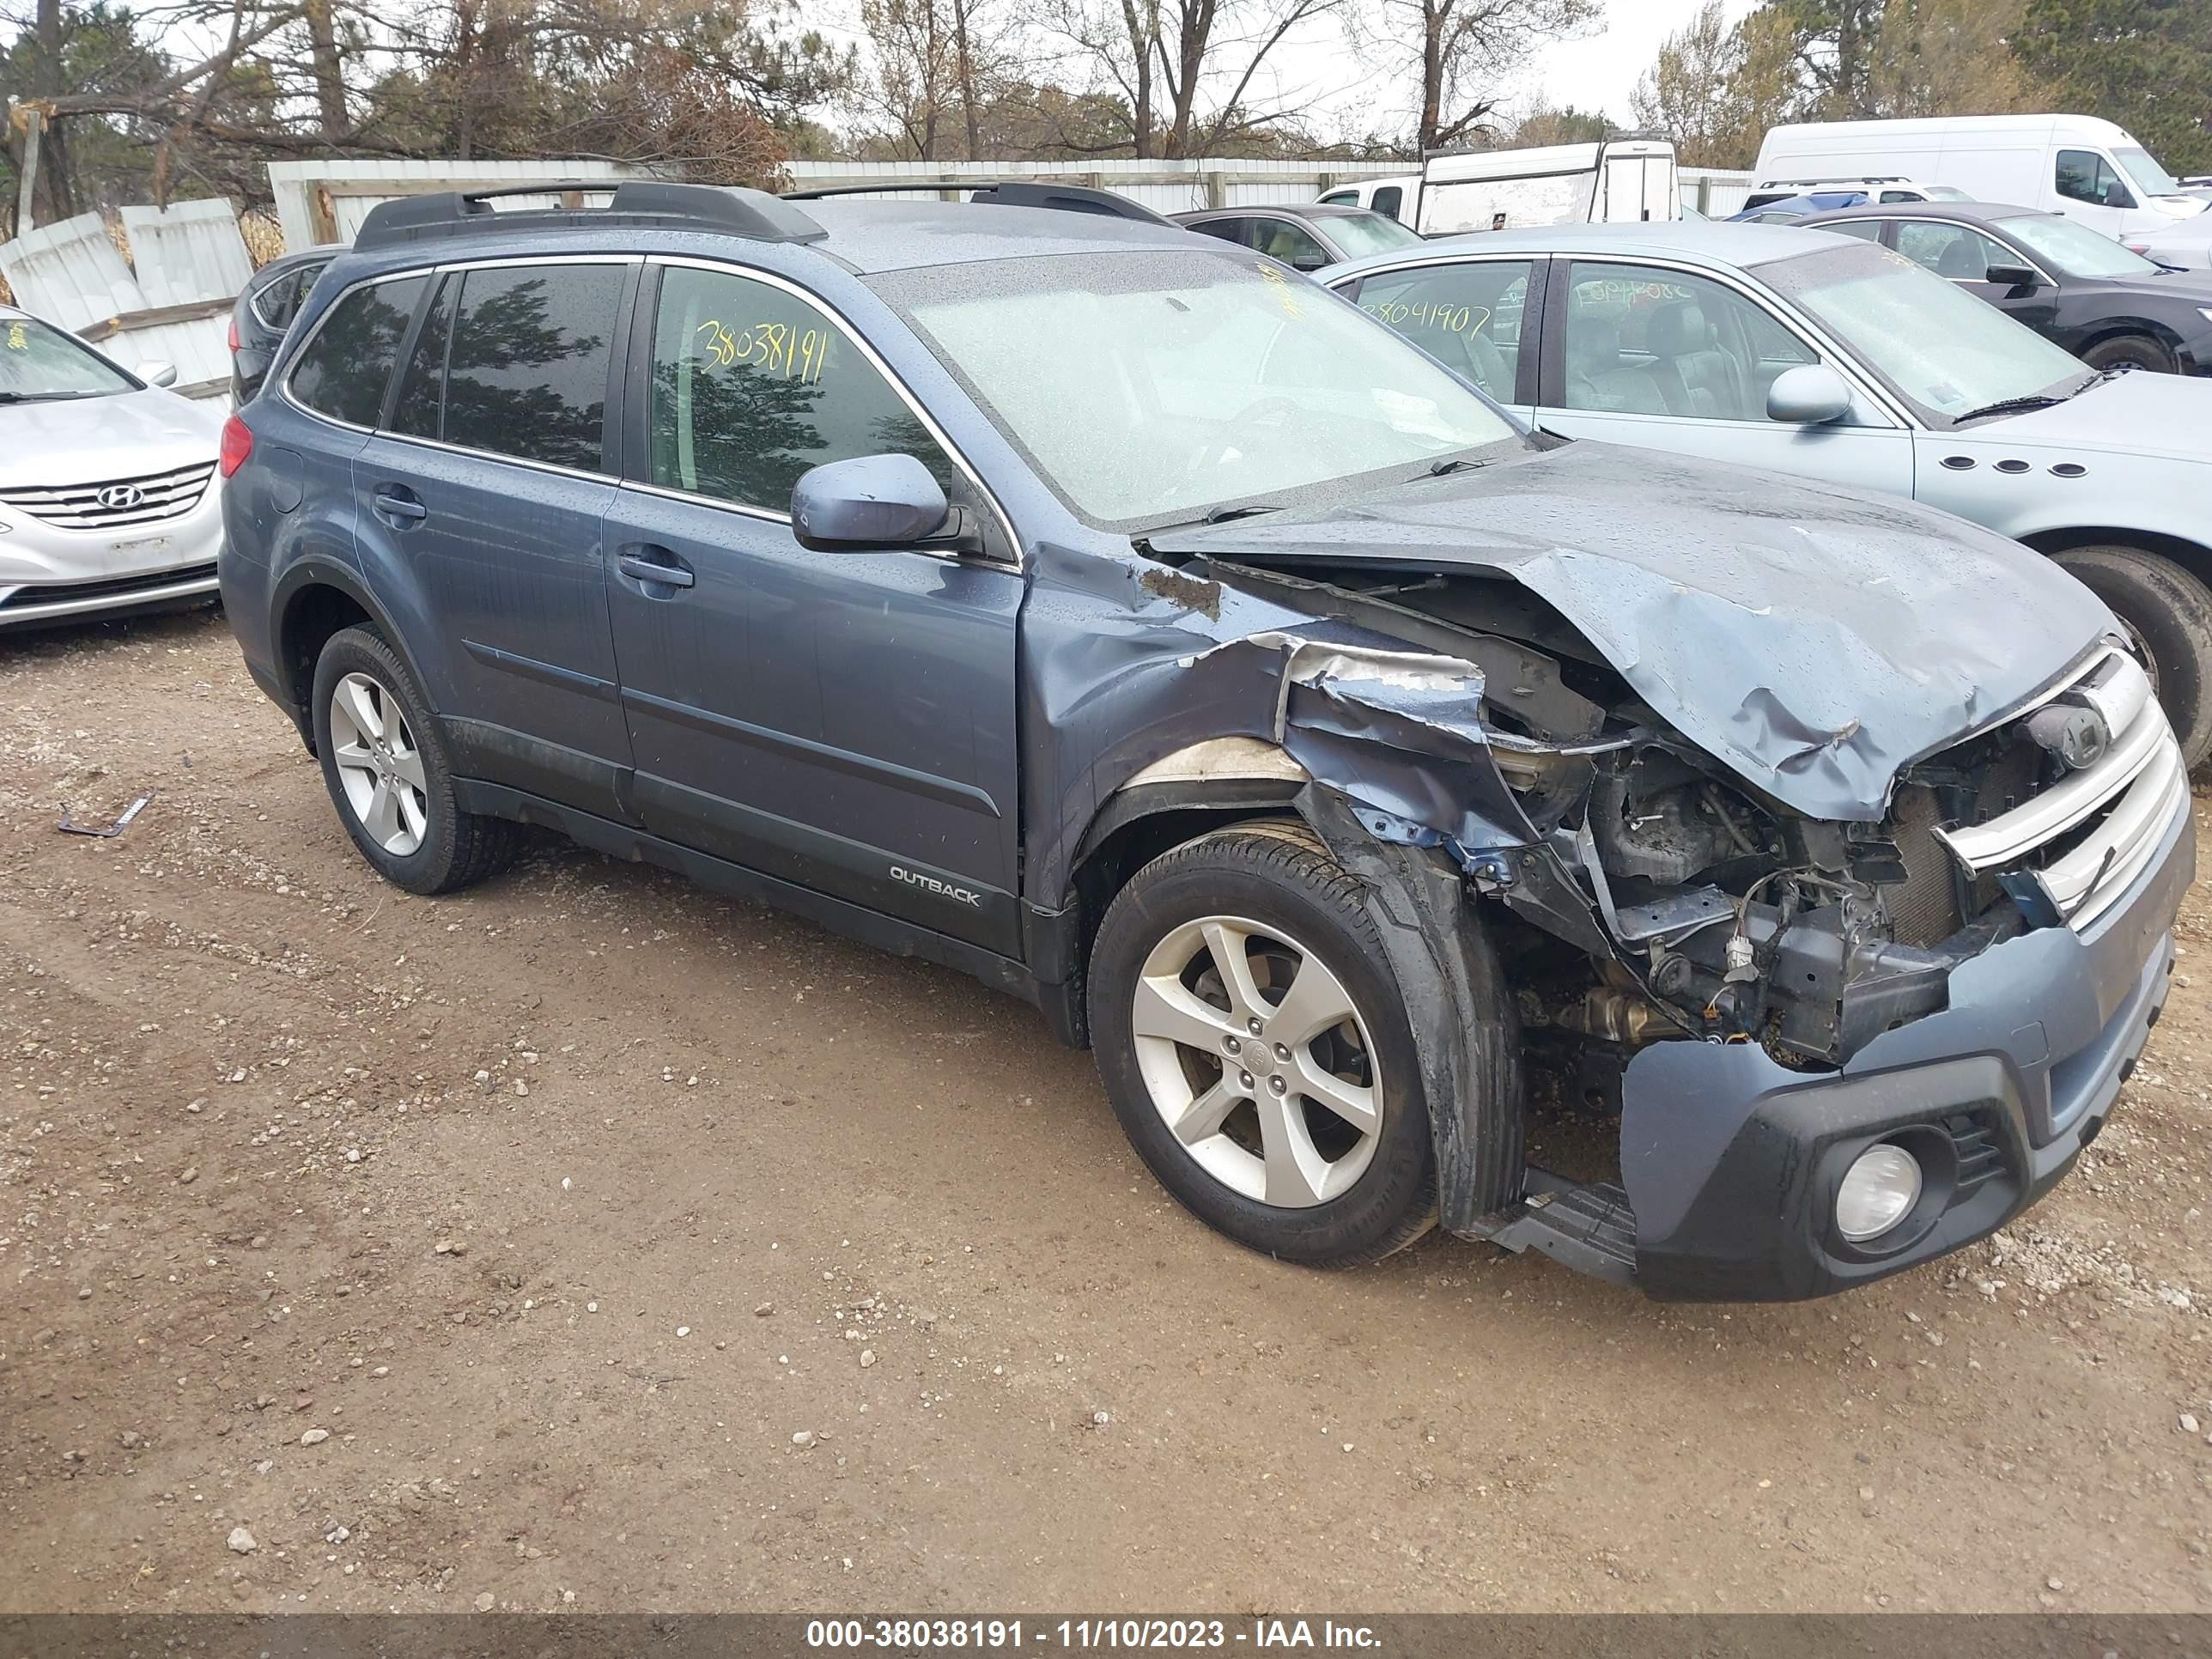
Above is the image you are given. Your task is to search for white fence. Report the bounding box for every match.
[263,157,1762,252]
[1682,168,1755,216]
[0,199,250,398]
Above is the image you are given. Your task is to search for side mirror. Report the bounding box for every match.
[137,360,179,388]
[1984,263,2039,289]
[1766,362,1853,426]
[791,453,952,552]
[2104,180,2136,210]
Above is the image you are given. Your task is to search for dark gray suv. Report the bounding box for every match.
[216,183,2192,1301]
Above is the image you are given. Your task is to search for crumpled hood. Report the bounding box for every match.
[0,389,222,491]
[1153,441,2114,822]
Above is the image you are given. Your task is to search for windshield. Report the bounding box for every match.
[2116,145,2185,198]
[879,250,1522,528]
[1323,212,1424,258]
[1757,241,2087,424]
[2000,212,2160,277]
[0,315,136,400]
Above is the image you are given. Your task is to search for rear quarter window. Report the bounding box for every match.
[289,276,427,428]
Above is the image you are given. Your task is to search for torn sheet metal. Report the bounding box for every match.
[1148,441,2114,822]
[1019,540,1529,906]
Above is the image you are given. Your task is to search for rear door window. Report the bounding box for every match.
[1371,185,1404,221]
[646,264,959,516]
[289,275,426,428]
[1352,259,1533,401]
[441,263,624,472]
[1188,217,1249,246]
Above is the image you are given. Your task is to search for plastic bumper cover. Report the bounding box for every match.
[1616,787,2195,1301]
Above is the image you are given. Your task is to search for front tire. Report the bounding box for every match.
[310,625,520,894]
[2081,334,2177,375]
[2053,545,2212,768]
[1088,821,1437,1267]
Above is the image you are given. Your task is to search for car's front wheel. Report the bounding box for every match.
[2081,333,2177,375]
[2053,545,2212,769]
[1087,821,1439,1267]
[310,625,520,894]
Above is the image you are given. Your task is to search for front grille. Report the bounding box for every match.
[0,461,216,531]
[1936,649,2185,932]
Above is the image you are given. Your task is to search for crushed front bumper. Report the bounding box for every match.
[1610,786,2194,1301]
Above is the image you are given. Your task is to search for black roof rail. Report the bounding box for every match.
[354,181,826,251]
[781,179,1176,228]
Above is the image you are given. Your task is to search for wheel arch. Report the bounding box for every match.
[1054,742,1312,1046]
[2017,525,2212,593]
[270,561,433,755]
[2075,318,2185,367]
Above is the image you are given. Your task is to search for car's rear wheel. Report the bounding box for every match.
[2081,333,2177,375]
[311,625,520,894]
[2052,545,2212,768]
[1087,821,1438,1267]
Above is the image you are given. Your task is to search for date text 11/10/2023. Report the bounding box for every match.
[805,1619,1384,1650]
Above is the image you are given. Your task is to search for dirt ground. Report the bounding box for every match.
[3,605,2212,1617]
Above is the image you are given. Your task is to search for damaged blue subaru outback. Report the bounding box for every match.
[216,183,2193,1300]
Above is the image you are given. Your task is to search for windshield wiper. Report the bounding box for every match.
[1426,455,1497,477]
[1204,503,1279,525]
[1951,393,2068,423]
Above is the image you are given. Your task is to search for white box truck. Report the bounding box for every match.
[1318,136,1680,235]
[1753,115,2207,240]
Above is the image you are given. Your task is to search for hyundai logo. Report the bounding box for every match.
[96,484,145,510]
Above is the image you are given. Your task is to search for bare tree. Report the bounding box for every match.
[856,0,1016,158]
[1051,0,1348,158]
[1349,0,1593,154]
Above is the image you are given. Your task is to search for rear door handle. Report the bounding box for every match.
[618,550,695,590]
[372,487,428,525]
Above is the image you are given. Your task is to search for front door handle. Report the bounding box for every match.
[618,550,695,590]
[372,487,428,526]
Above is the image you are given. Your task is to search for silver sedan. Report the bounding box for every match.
[1320,221,2212,765]
[0,306,225,628]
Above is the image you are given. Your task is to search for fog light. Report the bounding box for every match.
[1837,1144,1923,1242]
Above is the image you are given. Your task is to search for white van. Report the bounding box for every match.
[1753,115,2207,240]
[1319,137,1679,236]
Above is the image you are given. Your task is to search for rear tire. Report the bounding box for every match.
[1087,820,1438,1267]
[2081,333,2177,375]
[2052,545,2212,768]
[311,625,520,895]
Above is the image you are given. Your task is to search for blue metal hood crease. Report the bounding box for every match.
[1153,443,2117,821]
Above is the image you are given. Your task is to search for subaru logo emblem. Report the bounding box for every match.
[97,484,144,510]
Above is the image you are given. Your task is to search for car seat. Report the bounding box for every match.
[1643,299,1751,419]
[1935,237,1987,281]
[1565,303,1666,414]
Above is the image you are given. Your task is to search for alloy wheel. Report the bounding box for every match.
[1129,914,1382,1207]
[328,671,429,856]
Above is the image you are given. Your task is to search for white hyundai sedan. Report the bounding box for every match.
[0,305,225,628]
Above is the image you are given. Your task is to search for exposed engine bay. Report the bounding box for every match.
[1173,554,2175,1097]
